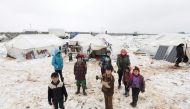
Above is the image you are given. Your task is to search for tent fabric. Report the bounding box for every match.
[166,46,177,63]
[154,45,169,60]
[6,34,64,49]
[70,34,106,52]
[5,34,65,59]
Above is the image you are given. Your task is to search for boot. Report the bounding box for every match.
[125,91,129,97]
[130,102,136,107]
[83,87,87,96]
[75,86,80,94]
[174,63,180,67]
[118,84,121,89]
[61,77,64,82]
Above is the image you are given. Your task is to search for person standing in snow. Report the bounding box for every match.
[87,43,92,55]
[52,48,64,82]
[102,65,115,109]
[48,73,68,109]
[99,50,112,75]
[123,67,131,97]
[129,66,145,108]
[175,43,185,67]
[74,54,87,95]
[117,49,131,89]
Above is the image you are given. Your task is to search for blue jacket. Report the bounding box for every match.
[52,48,64,70]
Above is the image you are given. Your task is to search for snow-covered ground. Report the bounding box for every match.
[0,33,190,109]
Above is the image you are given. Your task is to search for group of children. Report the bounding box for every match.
[48,48,145,109]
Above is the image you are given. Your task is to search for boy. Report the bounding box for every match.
[129,66,145,107]
[48,73,68,109]
[74,54,87,95]
[123,67,131,97]
[52,48,64,82]
[102,65,115,109]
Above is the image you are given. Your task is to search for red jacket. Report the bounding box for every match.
[74,61,87,81]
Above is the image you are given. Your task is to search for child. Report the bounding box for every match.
[74,54,87,95]
[123,67,131,97]
[102,65,115,109]
[129,66,145,107]
[52,48,64,82]
[48,73,68,109]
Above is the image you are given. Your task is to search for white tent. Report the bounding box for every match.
[0,35,7,41]
[5,34,65,59]
[70,34,106,53]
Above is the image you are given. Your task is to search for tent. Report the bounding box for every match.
[5,34,65,60]
[70,34,106,55]
[0,35,7,41]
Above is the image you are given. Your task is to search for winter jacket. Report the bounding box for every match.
[102,74,115,96]
[52,48,64,70]
[48,81,68,103]
[176,44,184,58]
[99,55,112,69]
[117,54,131,71]
[74,61,87,81]
[129,73,145,92]
[123,71,131,85]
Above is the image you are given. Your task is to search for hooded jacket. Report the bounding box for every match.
[48,80,68,102]
[52,48,64,70]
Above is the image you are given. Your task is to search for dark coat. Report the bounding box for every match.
[48,81,68,103]
[117,54,131,71]
[176,44,184,58]
[99,55,112,69]
[129,73,145,92]
[74,61,87,81]
[102,74,115,96]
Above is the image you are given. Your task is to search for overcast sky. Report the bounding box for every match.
[0,0,190,33]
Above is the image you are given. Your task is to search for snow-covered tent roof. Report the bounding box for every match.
[141,33,190,46]
[6,34,65,49]
[70,34,106,50]
[0,35,7,41]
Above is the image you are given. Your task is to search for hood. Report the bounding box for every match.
[177,43,184,47]
[53,48,60,56]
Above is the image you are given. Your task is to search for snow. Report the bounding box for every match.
[0,33,190,109]
[0,35,7,41]
[6,34,65,49]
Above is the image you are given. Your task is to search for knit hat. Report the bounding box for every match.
[76,54,83,59]
[120,49,127,55]
[133,66,140,72]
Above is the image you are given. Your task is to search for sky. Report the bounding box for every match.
[0,0,190,33]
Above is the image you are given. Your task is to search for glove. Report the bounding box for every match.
[49,102,52,105]
[64,96,67,102]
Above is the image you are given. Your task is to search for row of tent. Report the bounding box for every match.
[154,45,190,63]
[5,34,111,60]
